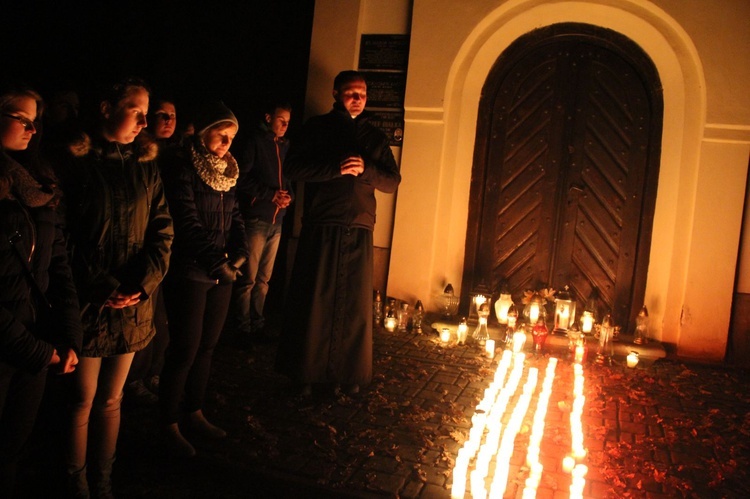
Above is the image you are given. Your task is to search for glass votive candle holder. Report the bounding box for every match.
[384,315,398,332]
[627,351,639,368]
[485,339,496,359]
[440,327,451,343]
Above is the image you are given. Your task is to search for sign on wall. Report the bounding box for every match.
[359,34,410,146]
[359,71,406,109]
[358,34,410,71]
[367,110,405,146]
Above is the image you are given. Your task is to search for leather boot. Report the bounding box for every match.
[89,456,115,499]
[65,465,90,499]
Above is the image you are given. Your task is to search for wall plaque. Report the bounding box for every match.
[366,110,404,147]
[361,71,406,109]
[358,34,410,71]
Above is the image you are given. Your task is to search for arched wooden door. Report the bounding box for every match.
[462,24,663,329]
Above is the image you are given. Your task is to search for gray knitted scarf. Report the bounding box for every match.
[189,142,239,192]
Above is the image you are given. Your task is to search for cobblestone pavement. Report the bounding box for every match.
[17,325,750,498]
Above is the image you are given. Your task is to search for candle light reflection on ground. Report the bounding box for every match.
[451,350,588,498]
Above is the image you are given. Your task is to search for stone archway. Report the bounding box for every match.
[390,0,709,350]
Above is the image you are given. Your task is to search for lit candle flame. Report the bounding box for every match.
[451,350,588,498]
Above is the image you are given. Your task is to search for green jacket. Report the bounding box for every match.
[61,135,173,356]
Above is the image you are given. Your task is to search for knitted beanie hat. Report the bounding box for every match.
[193,100,239,137]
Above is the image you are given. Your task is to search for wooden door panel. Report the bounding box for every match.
[559,48,653,324]
[464,24,662,330]
[483,50,564,295]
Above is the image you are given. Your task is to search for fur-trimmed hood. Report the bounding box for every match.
[68,131,158,163]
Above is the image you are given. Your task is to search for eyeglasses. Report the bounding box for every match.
[154,112,176,122]
[2,113,38,131]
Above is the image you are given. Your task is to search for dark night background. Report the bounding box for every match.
[3,0,317,142]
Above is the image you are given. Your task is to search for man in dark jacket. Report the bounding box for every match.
[275,71,401,397]
[233,102,293,342]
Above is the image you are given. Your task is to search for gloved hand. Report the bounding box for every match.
[209,259,241,284]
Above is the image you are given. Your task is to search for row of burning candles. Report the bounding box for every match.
[379,285,598,336]
[451,350,588,498]
[437,320,644,368]
[468,288,594,335]
[443,284,648,343]
[379,286,646,367]
[449,286,647,366]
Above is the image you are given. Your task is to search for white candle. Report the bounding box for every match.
[457,320,468,344]
[581,312,593,333]
[498,305,509,322]
[558,306,570,329]
[450,471,465,499]
[495,294,513,325]
[627,351,639,368]
[384,316,397,332]
[440,327,451,343]
[570,464,588,499]
[512,330,526,353]
[529,303,540,322]
[574,345,585,364]
[485,339,496,359]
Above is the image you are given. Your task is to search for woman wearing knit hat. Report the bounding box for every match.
[158,100,248,457]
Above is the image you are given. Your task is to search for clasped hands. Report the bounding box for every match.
[340,155,365,176]
[272,190,292,208]
[106,284,143,309]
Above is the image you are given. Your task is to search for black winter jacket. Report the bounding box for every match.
[284,105,401,230]
[60,136,173,357]
[237,124,293,225]
[0,152,83,372]
[160,142,249,282]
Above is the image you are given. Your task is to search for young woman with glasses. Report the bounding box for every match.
[0,83,83,496]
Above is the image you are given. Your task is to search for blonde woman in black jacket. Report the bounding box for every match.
[158,101,248,458]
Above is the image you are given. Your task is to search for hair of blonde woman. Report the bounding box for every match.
[0,85,44,117]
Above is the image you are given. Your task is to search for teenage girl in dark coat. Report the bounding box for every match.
[159,101,248,457]
[0,84,82,496]
[59,77,173,497]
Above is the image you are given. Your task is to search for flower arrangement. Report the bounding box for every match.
[521,287,556,305]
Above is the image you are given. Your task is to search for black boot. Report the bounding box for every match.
[89,457,115,499]
[65,465,90,499]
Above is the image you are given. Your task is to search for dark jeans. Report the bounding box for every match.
[160,275,232,425]
[233,218,282,332]
[0,362,47,495]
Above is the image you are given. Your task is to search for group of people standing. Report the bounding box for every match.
[0,69,400,498]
